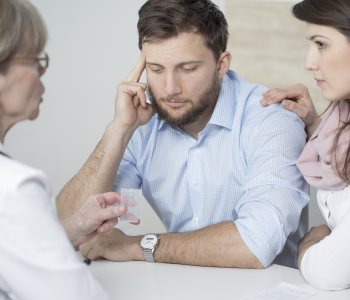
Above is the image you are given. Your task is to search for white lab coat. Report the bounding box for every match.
[0,144,109,300]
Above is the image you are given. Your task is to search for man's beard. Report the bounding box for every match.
[150,75,221,128]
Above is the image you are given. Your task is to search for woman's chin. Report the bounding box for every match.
[29,109,40,120]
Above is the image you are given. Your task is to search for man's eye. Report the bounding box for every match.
[151,68,163,73]
[182,67,197,73]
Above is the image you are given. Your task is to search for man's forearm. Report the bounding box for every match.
[155,221,264,268]
[56,122,135,219]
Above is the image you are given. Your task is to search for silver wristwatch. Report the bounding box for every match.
[140,233,160,262]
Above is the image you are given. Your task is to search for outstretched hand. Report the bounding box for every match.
[62,192,130,248]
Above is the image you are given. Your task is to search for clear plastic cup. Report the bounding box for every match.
[119,188,140,222]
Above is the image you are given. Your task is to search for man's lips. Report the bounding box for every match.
[165,101,186,108]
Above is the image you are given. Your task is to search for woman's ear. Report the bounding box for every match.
[217,51,231,78]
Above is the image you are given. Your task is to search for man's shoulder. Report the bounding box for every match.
[226,71,279,122]
[226,70,267,97]
[224,71,304,134]
[226,70,268,112]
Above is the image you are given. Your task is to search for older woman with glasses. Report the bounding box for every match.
[0,0,125,299]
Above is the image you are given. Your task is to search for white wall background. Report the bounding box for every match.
[6,0,322,232]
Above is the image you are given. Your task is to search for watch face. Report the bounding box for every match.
[141,234,158,250]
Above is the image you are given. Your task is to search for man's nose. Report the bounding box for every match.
[164,72,182,96]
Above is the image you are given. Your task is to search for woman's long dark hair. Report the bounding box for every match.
[293,0,350,184]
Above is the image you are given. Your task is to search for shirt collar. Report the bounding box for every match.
[157,71,237,131]
[157,116,167,130]
[207,71,236,130]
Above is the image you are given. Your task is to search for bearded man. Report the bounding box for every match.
[57,0,309,269]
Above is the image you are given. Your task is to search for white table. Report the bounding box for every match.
[90,261,350,300]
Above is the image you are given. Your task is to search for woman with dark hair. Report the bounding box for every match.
[0,0,126,298]
[261,0,350,291]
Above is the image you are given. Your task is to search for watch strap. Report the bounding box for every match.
[143,248,156,263]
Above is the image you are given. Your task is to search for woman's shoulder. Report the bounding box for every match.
[0,156,48,189]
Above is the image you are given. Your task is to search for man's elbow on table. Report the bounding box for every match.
[241,255,265,269]
[224,221,265,269]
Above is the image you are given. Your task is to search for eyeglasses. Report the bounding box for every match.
[0,52,49,75]
[34,52,49,74]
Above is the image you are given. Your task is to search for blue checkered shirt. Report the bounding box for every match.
[114,70,309,268]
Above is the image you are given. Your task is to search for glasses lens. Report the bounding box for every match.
[37,53,49,70]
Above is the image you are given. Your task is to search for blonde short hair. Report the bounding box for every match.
[0,0,47,64]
